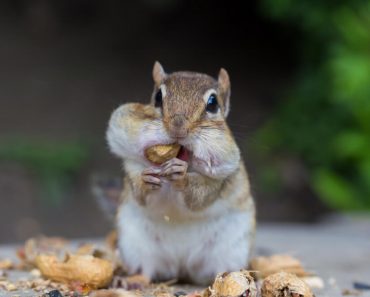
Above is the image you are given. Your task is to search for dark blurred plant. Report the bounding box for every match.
[256,0,370,210]
[0,139,88,206]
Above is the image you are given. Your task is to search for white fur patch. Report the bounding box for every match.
[106,104,172,166]
[117,199,254,284]
[185,127,240,178]
[160,84,167,98]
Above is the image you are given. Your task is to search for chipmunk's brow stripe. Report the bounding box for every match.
[160,84,167,98]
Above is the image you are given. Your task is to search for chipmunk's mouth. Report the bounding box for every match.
[177,146,190,162]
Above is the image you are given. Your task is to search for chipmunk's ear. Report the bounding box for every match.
[218,68,231,117]
[152,61,167,86]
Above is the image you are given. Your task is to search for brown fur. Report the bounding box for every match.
[152,71,229,136]
[107,63,255,284]
[129,103,158,121]
[113,62,253,217]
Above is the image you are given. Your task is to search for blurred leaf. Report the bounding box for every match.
[332,130,369,160]
[332,5,370,49]
[330,51,370,104]
[312,169,360,210]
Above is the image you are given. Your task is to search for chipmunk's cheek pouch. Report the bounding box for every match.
[176,146,189,162]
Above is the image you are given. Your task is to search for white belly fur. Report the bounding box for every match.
[117,198,254,285]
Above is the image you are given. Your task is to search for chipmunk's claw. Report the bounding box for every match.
[142,168,162,189]
[161,158,188,180]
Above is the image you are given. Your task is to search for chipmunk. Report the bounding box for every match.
[106,62,255,285]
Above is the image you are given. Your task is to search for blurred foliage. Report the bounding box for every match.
[0,139,88,206]
[256,0,370,210]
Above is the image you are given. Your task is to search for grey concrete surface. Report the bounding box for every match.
[0,215,369,297]
[254,215,370,297]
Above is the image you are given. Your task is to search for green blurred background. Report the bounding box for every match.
[0,0,369,243]
[256,0,370,212]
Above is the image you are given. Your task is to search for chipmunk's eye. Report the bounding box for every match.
[206,94,219,113]
[155,89,163,108]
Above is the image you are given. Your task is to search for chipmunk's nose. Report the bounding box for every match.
[173,114,186,128]
[169,114,189,139]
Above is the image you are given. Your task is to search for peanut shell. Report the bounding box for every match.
[249,255,309,279]
[261,272,313,297]
[210,270,257,297]
[35,254,114,288]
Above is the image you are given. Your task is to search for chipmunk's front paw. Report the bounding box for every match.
[161,158,188,181]
[142,168,162,190]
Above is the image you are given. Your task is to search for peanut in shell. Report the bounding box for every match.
[145,144,181,164]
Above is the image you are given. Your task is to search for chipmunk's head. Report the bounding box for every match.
[148,61,239,177]
[107,62,240,178]
[151,61,231,140]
